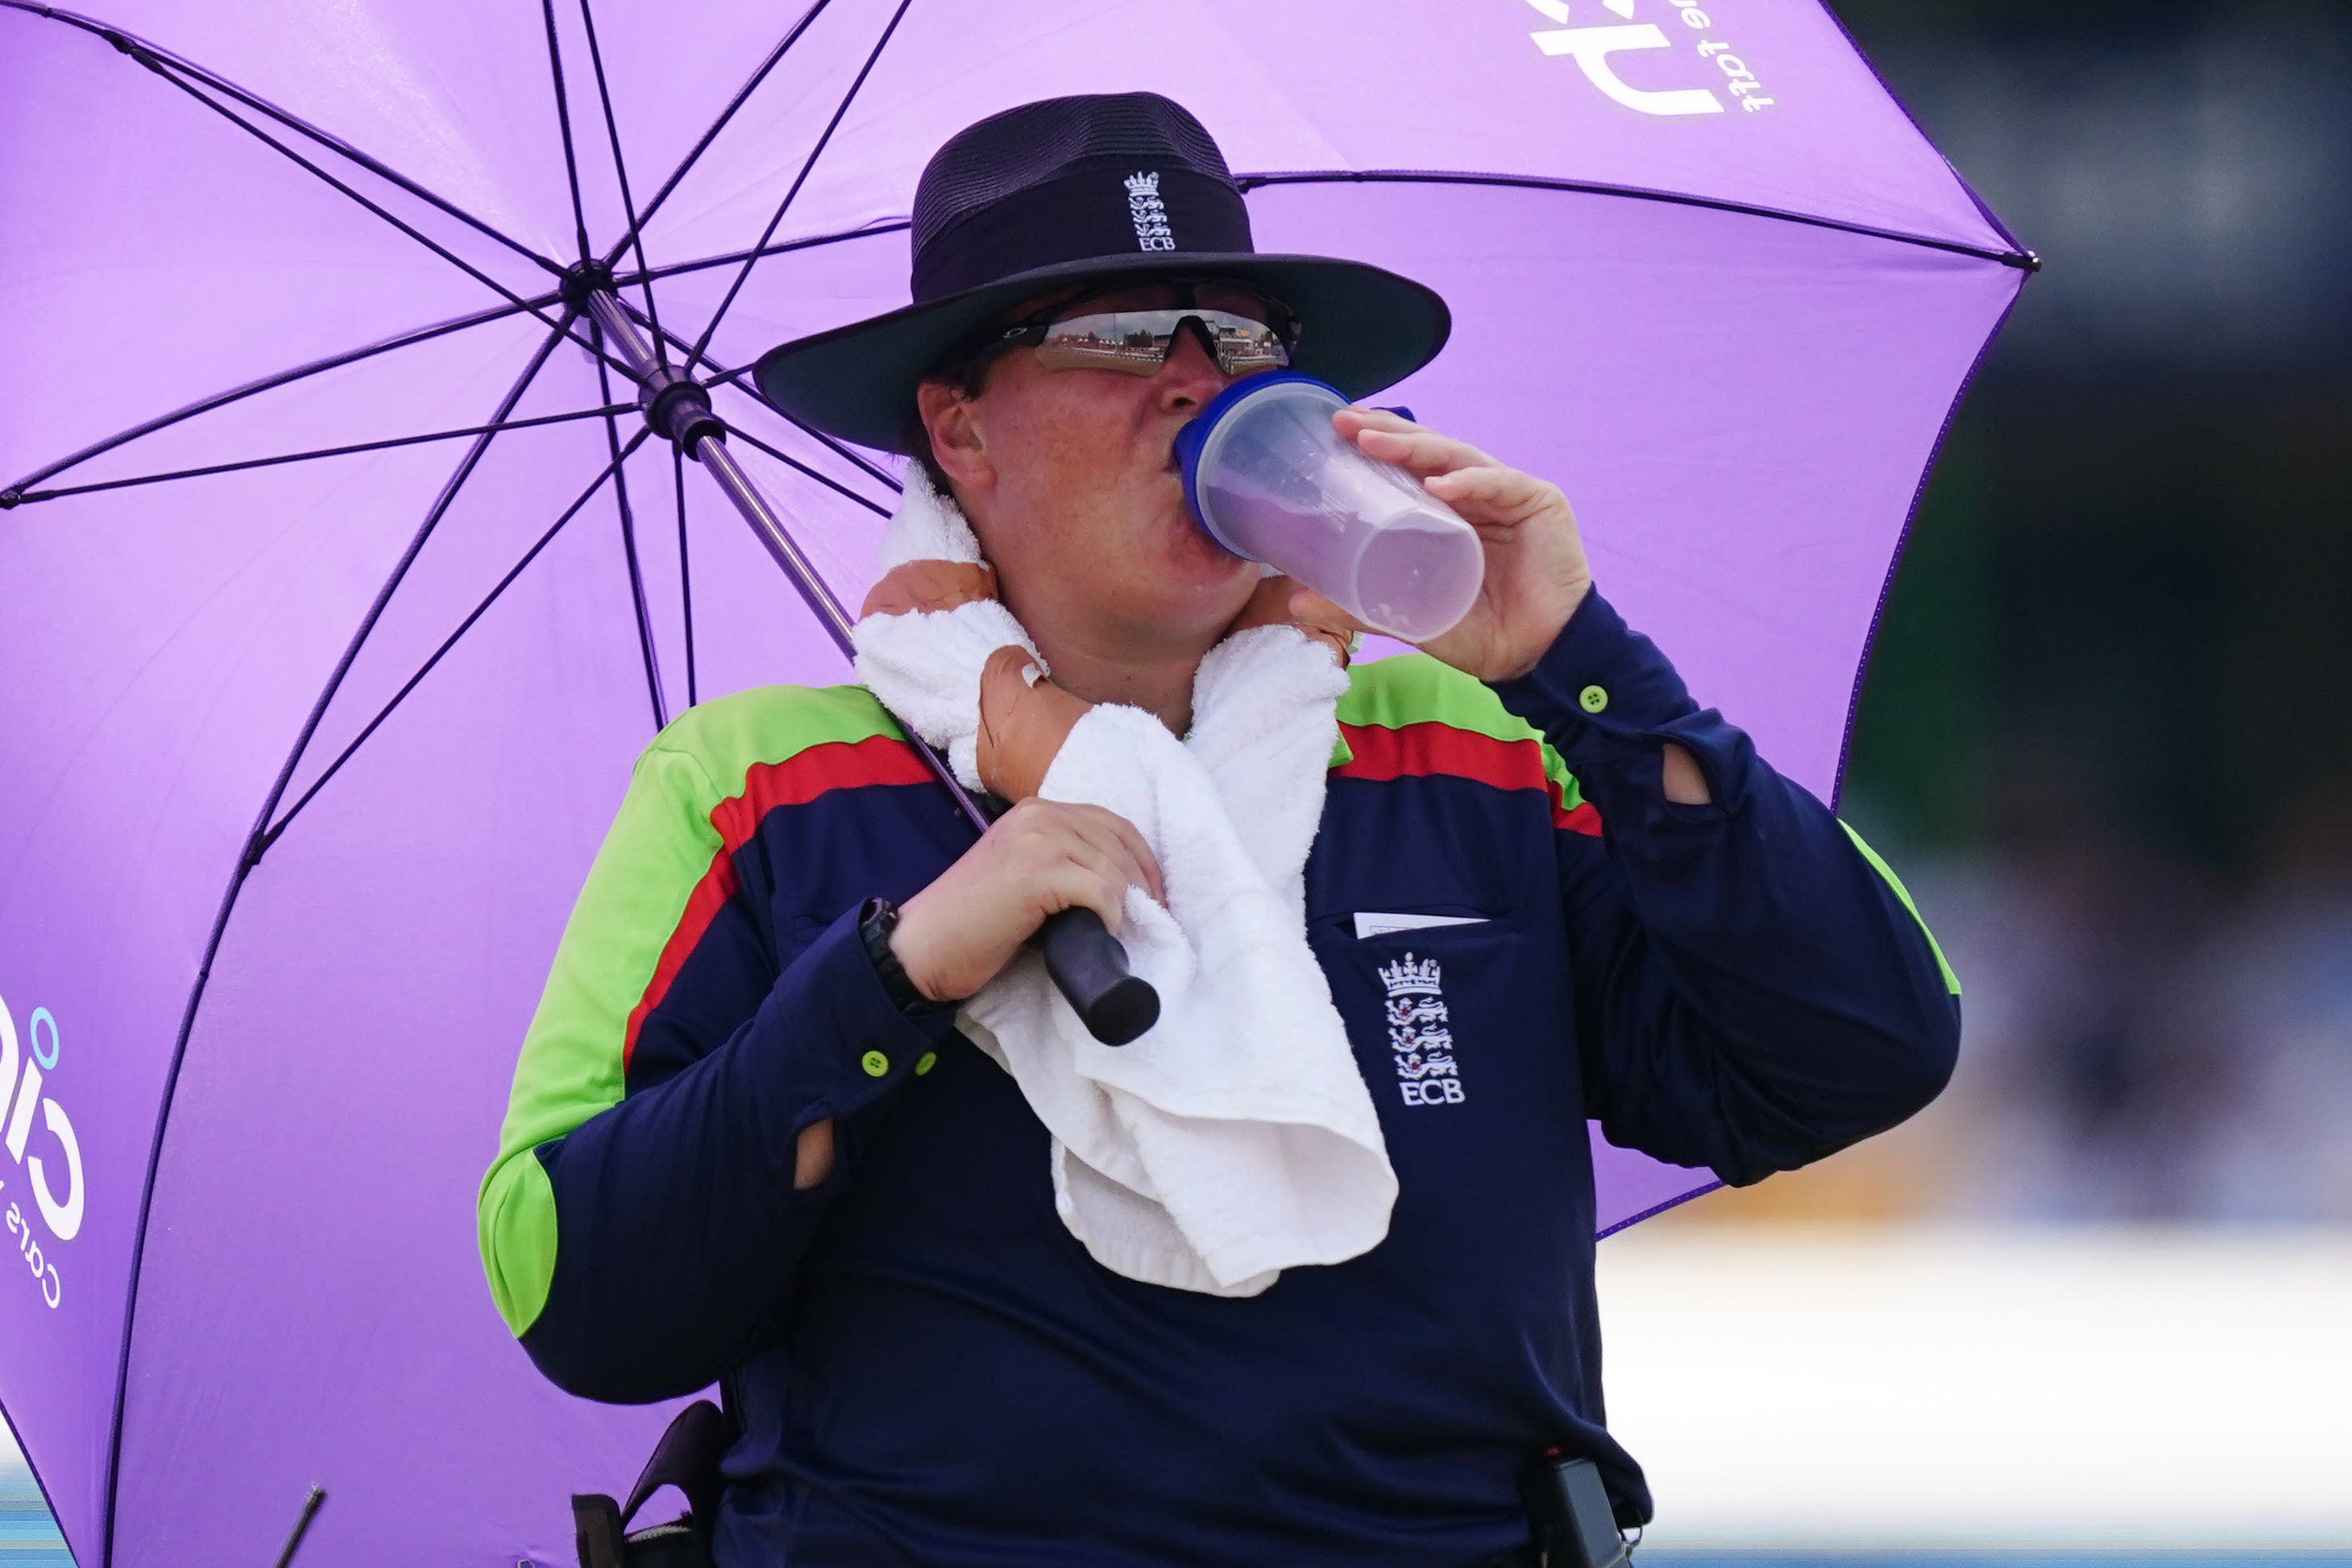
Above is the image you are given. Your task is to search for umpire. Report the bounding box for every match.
[479,92,1961,1567]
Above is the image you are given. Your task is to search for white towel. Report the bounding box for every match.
[852,472,1396,1296]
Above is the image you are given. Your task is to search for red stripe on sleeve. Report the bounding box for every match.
[624,735,936,1068]
[1554,800,1603,837]
[1334,721,1603,836]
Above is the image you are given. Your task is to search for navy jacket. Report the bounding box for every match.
[479,590,1961,1566]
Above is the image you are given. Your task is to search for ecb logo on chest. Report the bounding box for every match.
[1380,954,1466,1107]
[0,989,85,1310]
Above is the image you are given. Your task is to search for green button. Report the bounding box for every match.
[860,1049,890,1077]
[1578,684,1609,714]
[915,1051,939,1076]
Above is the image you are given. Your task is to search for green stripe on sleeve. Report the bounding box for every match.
[477,1147,563,1338]
[475,682,907,1336]
[657,681,905,800]
[478,742,724,1334]
[1837,820,1962,997]
[1334,653,1590,812]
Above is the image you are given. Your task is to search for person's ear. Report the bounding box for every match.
[916,378,995,493]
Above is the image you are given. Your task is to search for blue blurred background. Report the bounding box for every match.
[6,0,2348,1562]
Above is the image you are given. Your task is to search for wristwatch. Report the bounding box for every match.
[858,897,944,1016]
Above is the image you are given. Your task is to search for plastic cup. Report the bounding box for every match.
[1176,373,1483,642]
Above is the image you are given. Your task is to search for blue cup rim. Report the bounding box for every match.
[1173,371,1346,557]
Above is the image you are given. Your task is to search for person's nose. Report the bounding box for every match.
[1154,321,1230,413]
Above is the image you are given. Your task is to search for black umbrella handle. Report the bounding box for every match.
[1039,907,1160,1046]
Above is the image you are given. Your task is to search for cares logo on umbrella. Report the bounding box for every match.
[0,990,83,1311]
[1524,0,1776,116]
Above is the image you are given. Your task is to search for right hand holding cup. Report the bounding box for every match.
[1316,405,1594,682]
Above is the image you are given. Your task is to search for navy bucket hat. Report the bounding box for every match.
[752,92,1450,454]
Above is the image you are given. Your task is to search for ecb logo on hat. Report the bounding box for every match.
[1124,171,1176,252]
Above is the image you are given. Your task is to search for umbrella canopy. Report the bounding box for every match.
[0,1,2028,1563]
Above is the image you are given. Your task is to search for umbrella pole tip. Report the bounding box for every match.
[270,1485,328,1568]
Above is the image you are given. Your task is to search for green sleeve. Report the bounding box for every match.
[476,743,724,1336]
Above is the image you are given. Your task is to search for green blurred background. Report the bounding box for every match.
[1710,0,2352,1232]
[1848,0,2352,868]
[1620,0,2352,1557]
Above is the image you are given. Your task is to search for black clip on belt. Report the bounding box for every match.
[1516,1449,1634,1568]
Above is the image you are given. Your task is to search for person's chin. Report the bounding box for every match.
[1159,509,1254,587]
[1110,512,1248,628]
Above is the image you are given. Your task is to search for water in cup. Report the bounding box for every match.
[1176,373,1483,642]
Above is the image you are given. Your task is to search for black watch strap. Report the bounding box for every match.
[859,897,944,1016]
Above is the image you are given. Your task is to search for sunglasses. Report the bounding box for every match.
[982,281,1300,379]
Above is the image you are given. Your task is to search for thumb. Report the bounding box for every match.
[1288,585,1337,620]
[976,645,1092,802]
[1284,584,1366,667]
[1288,585,1368,636]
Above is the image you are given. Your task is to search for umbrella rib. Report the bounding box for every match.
[717,422,893,521]
[575,0,669,368]
[8,404,635,505]
[1595,1178,1727,1239]
[616,300,904,498]
[1825,274,2030,814]
[730,390,903,496]
[231,317,575,877]
[1233,168,2035,268]
[4,218,902,500]
[3,294,554,496]
[1800,0,2030,260]
[616,217,907,293]
[539,0,595,264]
[591,326,670,730]
[96,314,575,1568]
[682,0,918,373]
[700,362,761,390]
[599,0,837,269]
[118,44,636,380]
[261,426,656,848]
[6,4,562,277]
[674,445,697,708]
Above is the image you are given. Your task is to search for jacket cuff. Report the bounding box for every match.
[1490,589,1699,752]
[1489,588,1752,814]
[758,902,962,1135]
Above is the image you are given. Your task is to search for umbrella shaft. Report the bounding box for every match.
[579,285,667,385]
[698,437,859,653]
[583,289,989,838]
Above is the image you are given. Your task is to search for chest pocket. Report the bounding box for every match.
[1309,906,1578,1118]
[1305,907,1591,1263]
[1303,755,1582,1147]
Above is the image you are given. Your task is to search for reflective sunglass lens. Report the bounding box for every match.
[1034,309,1290,376]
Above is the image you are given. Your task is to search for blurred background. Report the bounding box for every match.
[6,0,2347,1562]
[1620,0,2352,1560]
[1818,0,2352,1238]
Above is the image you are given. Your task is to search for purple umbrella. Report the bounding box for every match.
[0,1,2027,1562]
